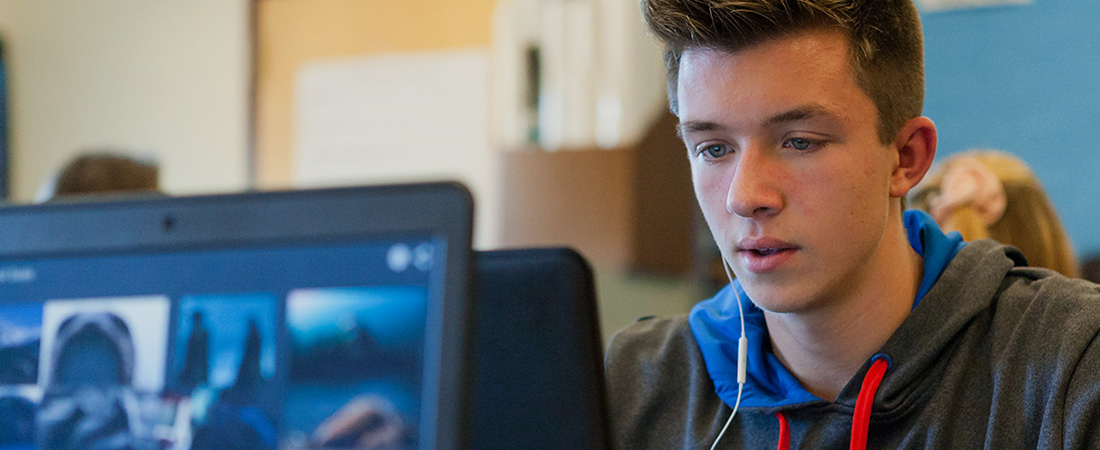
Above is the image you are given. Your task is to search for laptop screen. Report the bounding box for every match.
[0,184,471,450]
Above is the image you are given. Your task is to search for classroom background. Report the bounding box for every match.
[0,0,1096,341]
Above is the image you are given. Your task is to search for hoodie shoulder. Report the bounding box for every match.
[994,265,1100,344]
[1064,326,1100,447]
[930,239,1100,329]
[989,267,1100,445]
[604,315,727,450]
[942,240,1100,363]
[989,263,1100,362]
[605,315,701,390]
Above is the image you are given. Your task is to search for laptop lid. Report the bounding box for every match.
[0,183,472,450]
[468,248,612,450]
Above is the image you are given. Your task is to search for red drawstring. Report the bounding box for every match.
[773,357,889,450]
[775,412,790,450]
[850,357,889,450]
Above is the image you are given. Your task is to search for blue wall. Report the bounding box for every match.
[921,1,1100,258]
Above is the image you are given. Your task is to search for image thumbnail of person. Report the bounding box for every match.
[179,311,210,391]
[0,303,44,447]
[283,286,428,450]
[38,312,134,449]
[174,294,277,450]
[36,296,170,450]
[236,318,264,391]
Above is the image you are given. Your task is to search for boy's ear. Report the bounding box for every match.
[889,116,937,198]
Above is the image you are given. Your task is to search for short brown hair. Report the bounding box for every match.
[54,153,159,198]
[643,0,925,144]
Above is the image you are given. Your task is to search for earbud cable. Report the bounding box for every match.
[710,257,748,450]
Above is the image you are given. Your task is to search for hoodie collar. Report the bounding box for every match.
[908,210,967,307]
[867,239,1026,411]
[689,210,967,409]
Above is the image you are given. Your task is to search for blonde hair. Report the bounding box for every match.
[910,150,1079,278]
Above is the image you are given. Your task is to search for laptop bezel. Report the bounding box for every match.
[0,182,473,450]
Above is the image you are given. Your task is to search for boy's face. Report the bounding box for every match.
[678,30,901,313]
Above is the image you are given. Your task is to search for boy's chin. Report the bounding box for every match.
[740,283,818,314]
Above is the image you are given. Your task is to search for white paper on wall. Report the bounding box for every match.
[293,49,500,247]
[917,0,1032,12]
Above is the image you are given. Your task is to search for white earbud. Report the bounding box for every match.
[710,256,747,450]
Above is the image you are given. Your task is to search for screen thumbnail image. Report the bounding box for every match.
[37,295,171,450]
[172,293,278,450]
[0,302,43,447]
[282,286,428,450]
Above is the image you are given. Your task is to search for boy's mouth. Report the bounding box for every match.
[736,238,799,273]
[737,237,798,253]
[748,248,789,256]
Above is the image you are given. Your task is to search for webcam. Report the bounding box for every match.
[161,214,176,232]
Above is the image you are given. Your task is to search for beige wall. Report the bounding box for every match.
[0,0,251,201]
[255,0,502,247]
[255,0,497,187]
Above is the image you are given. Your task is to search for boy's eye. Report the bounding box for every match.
[786,137,816,151]
[700,144,731,159]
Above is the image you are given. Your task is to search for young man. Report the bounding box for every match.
[604,1,1100,448]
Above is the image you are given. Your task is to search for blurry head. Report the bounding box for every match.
[39,313,137,450]
[643,0,925,145]
[49,312,135,388]
[910,150,1079,278]
[51,152,159,199]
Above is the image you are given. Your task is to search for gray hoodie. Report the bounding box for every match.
[606,240,1100,449]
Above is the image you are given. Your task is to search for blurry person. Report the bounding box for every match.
[191,397,277,450]
[180,311,210,391]
[39,151,159,201]
[235,318,264,390]
[37,311,138,450]
[910,150,1079,277]
[191,318,276,450]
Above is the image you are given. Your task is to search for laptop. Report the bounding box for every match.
[0,183,472,450]
[469,248,612,450]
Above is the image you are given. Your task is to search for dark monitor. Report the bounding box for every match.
[0,183,473,450]
[469,248,612,450]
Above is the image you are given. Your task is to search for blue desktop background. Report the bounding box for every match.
[0,236,438,450]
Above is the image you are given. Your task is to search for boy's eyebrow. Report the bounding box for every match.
[677,104,838,138]
[677,120,724,138]
[764,104,835,126]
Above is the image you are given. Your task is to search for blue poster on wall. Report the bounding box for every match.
[0,37,8,200]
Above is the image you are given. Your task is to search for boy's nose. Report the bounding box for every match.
[726,150,783,219]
